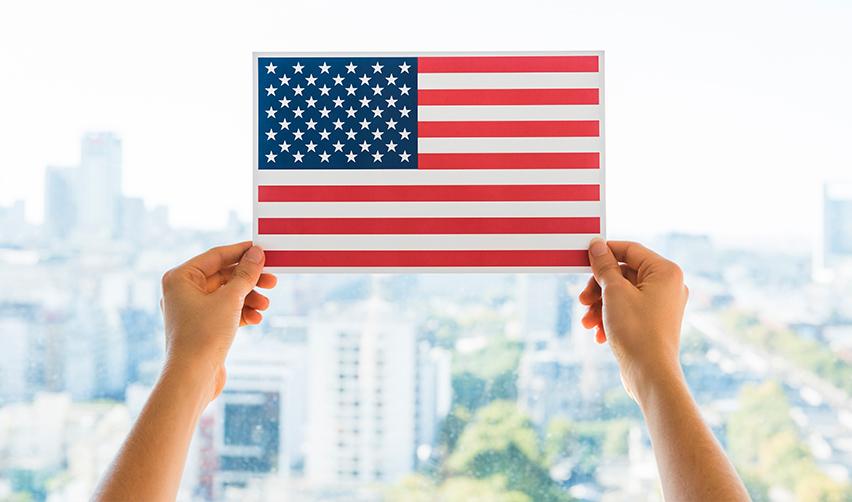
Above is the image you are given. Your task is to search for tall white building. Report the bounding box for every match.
[44,166,77,241]
[816,181,852,281]
[76,132,123,241]
[305,297,450,487]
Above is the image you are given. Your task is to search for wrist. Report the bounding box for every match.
[161,357,219,404]
[632,360,687,410]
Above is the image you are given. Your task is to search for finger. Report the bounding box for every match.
[244,290,270,311]
[606,241,666,275]
[588,238,629,289]
[578,275,601,305]
[620,264,638,285]
[208,266,276,292]
[595,326,607,344]
[581,302,602,329]
[182,242,253,277]
[225,246,265,299]
[241,307,263,326]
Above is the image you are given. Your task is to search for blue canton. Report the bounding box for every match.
[258,57,418,169]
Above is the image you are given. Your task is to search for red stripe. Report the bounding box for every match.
[418,152,600,169]
[418,120,599,137]
[418,88,599,106]
[258,217,600,235]
[264,249,591,267]
[258,184,599,202]
[417,56,599,73]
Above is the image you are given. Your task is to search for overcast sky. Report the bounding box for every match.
[1,0,850,249]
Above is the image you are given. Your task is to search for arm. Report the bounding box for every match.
[578,239,749,502]
[93,242,277,502]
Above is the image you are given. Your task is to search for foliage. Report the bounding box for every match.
[451,336,522,411]
[727,381,852,501]
[386,474,531,502]
[446,401,571,502]
[544,418,631,482]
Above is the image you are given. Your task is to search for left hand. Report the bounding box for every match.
[159,241,277,401]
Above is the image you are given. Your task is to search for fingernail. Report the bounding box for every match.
[244,246,264,264]
[589,238,608,257]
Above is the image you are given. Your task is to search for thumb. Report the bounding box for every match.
[226,245,265,298]
[588,238,627,289]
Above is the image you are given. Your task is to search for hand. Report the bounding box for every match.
[159,242,277,401]
[578,239,689,403]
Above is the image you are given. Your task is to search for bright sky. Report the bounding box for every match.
[1,0,850,250]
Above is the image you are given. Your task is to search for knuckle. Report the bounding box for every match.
[161,269,176,289]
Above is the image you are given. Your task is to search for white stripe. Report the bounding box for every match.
[256,234,597,251]
[255,169,601,186]
[418,105,601,121]
[264,266,591,273]
[418,72,601,90]
[418,137,601,153]
[256,201,600,218]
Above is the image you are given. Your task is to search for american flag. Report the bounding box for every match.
[254,52,604,272]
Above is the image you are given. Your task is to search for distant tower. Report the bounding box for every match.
[44,166,77,241]
[815,182,852,281]
[76,132,123,240]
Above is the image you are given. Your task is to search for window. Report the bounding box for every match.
[2,3,852,502]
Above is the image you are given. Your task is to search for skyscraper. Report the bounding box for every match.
[76,132,122,240]
[816,181,852,280]
[44,166,77,241]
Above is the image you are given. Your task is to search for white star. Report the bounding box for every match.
[385,118,397,129]
[319,151,331,162]
[371,129,384,140]
[319,85,331,96]
[332,140,345,152]
[293,107,305,118]
[293,85,304,96]
[345,84,357,96]
[385,140,397,152]
[332,118,345,129]
[265,151,277,162]
[346,151,358,162]
[305,74,318,86]
[278,96,291,108]
[359,118,371,129]
[359,74,371,86]
[345,62,357,73]
[332,96,345,107]
[319,107,331,118]
[306,118,317,130]
[306,141,317,152]
[359,96,371,108]
[399,62,411,73]
[372,84,384,95]
[385,74,397,86]
[265,129,277,140]
[279,74,291,86]
[305,96,317,108]
[372,62,384,73]
[399,84,411,95]
[265,85,277,96]
[292,62,304,74]
[372,107,384,118]
[278,140,291,152]
[278,118,291,129]
[399,151,411,162]
[385,96,397,108]
[345,106,358,118]
[399,106,411,118]
[265,107,277,118]
[293,129,305,140]
[359,141,372,152]
[293,151,304,162]
[399,128,411,140]
[332,74,345,86]
[319,62,331,74]
[265,62,277,74]
[319,128,331,140]
[372,150,384,162]
[345,129,357,140]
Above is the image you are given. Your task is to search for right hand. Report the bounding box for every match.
[578,239,689,403]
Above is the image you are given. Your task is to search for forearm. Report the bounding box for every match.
[638,371,749,502]
[93,363,212,502]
